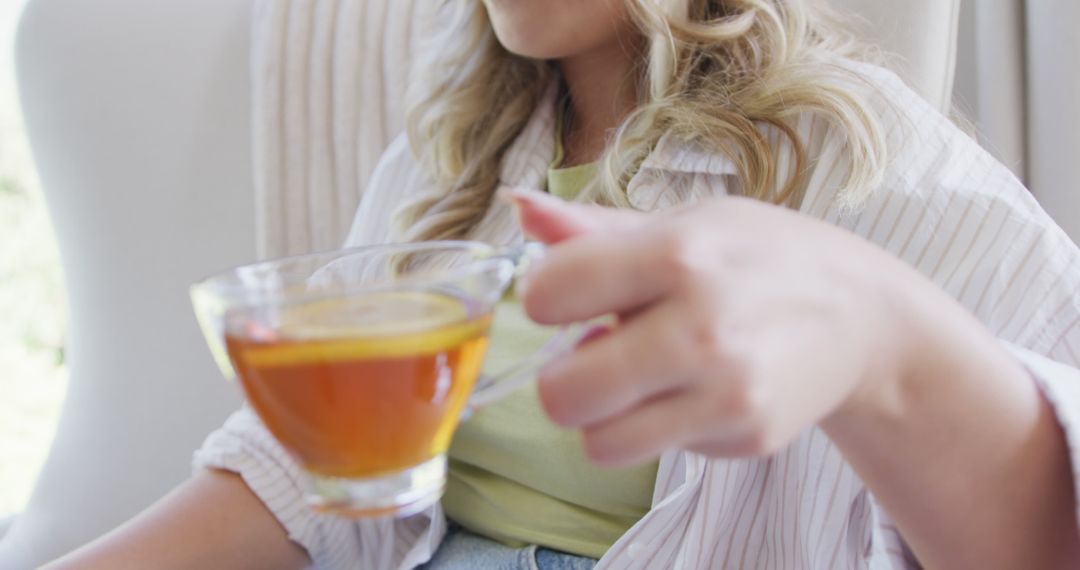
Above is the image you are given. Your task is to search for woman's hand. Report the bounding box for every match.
[507,188,1080,569]
[510,189,910,465]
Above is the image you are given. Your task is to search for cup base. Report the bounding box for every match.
[304,455,446,519]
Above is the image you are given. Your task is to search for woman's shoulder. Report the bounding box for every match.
[629,61,951,211]
[796,57,1022,217]
[343,133,435,247]
[367,133,432,198]
[795,60,1080,349]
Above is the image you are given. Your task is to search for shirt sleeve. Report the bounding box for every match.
[193,407,446,570]
[193,135,448,569]
[800,62,1080,566]
[1008,345,1080,522]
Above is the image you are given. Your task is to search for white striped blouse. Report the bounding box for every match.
[194,61,1080,569]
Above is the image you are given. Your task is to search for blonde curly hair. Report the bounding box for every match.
[397,0,888,241]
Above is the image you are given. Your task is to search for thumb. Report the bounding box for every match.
[501,188,644,244]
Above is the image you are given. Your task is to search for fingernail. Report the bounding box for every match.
[576,324,612,348]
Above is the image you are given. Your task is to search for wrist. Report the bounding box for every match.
[821,250,933,435]
[821,245,1028,441]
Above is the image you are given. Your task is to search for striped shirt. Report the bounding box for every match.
[194,61,1080,569]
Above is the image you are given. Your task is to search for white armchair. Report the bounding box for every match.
[1,1,961,567]
[2,1,252,567]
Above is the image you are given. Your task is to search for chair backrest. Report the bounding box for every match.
[0,0,960,566]
[831,0,961,112]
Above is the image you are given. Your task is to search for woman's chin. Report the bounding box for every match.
[492,32,567,60]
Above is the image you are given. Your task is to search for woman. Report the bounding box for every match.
[49,0,1080,568]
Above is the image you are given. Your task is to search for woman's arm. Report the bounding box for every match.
[509,189,1080,569]
[43,470,310,570]
[819,257,1080,569]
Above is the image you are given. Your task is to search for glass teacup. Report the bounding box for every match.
[191,241,573,518]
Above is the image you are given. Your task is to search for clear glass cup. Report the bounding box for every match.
[190,241,577,518]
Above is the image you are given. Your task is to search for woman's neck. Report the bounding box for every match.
[557,40,639,167]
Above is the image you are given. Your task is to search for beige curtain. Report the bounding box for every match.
[954,0,1080,243]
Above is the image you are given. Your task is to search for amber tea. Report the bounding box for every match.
[224,290,492,479]
[192,241,577,518]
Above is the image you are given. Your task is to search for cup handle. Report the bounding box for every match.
[462,242,586,418]
[464,322,586,417]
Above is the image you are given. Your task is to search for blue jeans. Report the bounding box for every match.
[419,523,598,570]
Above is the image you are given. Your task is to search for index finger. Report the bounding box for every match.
[520,230,679,325]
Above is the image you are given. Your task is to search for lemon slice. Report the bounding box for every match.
[278,290,472,338]
[242,291,491,366]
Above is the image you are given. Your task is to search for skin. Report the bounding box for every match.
[45,1,1080,568]
[509,189,1080,569]
[482,0,640,166]
[44,470,309,569]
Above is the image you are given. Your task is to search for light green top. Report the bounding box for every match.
[443,114,658,559]
[546,110,599,201]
